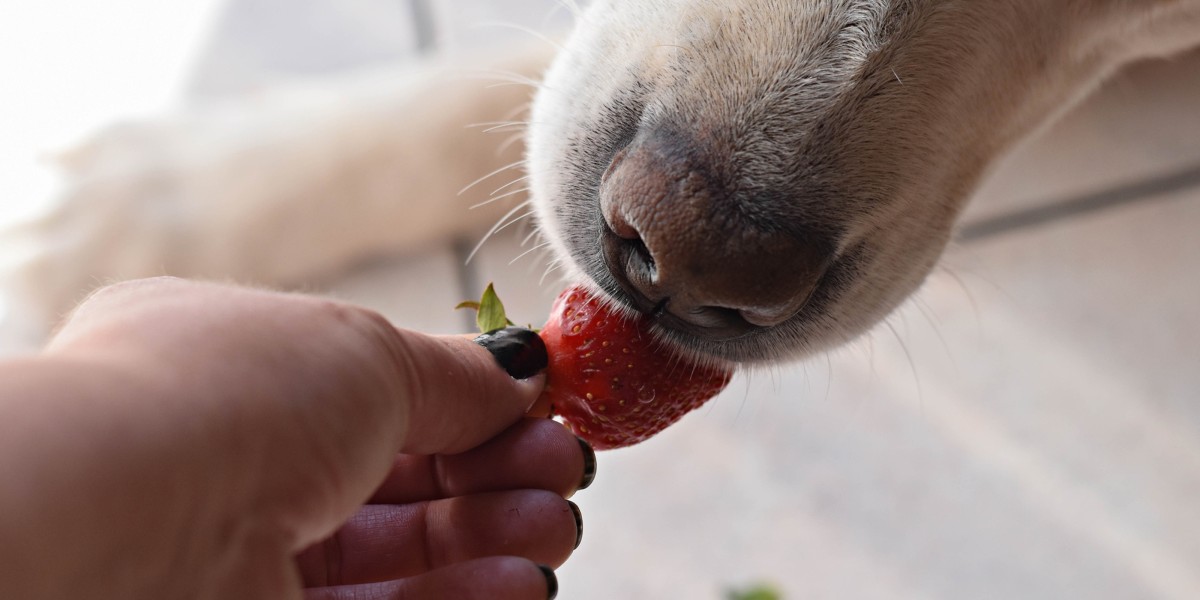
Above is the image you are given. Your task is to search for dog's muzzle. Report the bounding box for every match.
[597,129,832,342]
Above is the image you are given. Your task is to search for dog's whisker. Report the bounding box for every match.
[483,81,546,92]
[777,362,787,396]
[728,370,751,427]
[457,68,545,89]
[451,68,559,94]
[465,201,532,265]
[822,352,834,404]
[514,213,538,245]
[499,101,533,123]
[867,331,879,376]
[509,240,552,265]
[486,125,530,136]
[482,123,531,134]
[883,319,922,407]
[465,120,532,130]
[523,249,551,278]
[490,174,531,196]
[520,227,542,247]
[481,81,538,92]
[936,263,983,333]
[496,132,526,156]
[911,292,958,372]
[539,259,566,287]
[465,121,536,136]
[541,2,578,32]
[470,186,530,210]
[549,0,582,21]
[458,159,527,197]
[470,21,568,53]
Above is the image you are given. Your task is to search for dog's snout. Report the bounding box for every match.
[599,132,831,340]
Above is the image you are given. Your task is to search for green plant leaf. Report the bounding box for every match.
[725,583,782,600]
[455,301,482,311]
[475,283,512,333]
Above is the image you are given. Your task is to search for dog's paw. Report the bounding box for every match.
[1,110,302,339]
[1,127,188,337]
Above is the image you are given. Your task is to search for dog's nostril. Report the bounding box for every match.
[627,236,657,281]
[600,224,659,312]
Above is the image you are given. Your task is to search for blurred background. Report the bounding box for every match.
[2,1,1199,598]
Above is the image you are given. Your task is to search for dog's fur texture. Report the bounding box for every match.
[3,0,1200,360]
[529,0,1200,364]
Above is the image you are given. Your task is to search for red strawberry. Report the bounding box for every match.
[538,284,733,450]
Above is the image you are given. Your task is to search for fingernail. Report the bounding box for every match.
[473,327,547,380]
[538,564,558,600]
[568,500,583,549]
[576,436,597,491]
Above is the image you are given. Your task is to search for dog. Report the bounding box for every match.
[526,0,1200,364]
[3,0,1200,362]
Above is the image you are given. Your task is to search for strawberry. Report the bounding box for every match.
[459,283,734,450]
[538,285,733,450]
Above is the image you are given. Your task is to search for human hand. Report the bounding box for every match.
[0,277,594,600]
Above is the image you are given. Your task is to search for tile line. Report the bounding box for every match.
[453,238,482,334]
[958,163,1200,243]
[406,0,437,54]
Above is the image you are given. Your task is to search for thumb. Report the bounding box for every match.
[388,326,547,455]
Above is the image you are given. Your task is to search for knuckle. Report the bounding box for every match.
[83,275,182,303]
[64,276,187,327]
[311,300,403,357]
[306,297,415,389]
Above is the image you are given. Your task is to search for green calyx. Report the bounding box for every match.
[455,282,515,334]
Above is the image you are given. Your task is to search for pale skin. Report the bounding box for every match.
[0,277,587,599]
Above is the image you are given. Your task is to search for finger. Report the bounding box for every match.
[304,557,557,600]
[394,330,547,455]
[296,491,580,587]
[369,419,596,504]
[50,278,549,457]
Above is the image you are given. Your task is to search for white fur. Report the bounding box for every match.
[0,47,550,337]
[3,0,1199,358]
[528,0,1200,362]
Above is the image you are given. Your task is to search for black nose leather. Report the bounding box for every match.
[599,131,830,340]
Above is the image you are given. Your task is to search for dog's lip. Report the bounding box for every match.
[593,248,842,354]
[598,228,768,343]
[651,306,766,343]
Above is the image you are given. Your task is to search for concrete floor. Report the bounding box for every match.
[10,1,1200,598]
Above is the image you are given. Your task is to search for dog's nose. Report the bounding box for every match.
[599,132,830,340]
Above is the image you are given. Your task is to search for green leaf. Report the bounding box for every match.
[475,283,512,333]
[455,301,482,311]
[725,584,782,600]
